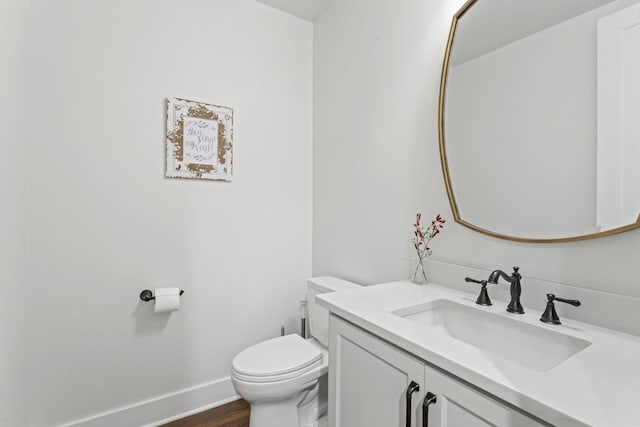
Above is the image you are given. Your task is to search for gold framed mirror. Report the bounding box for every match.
[439,0,640,243]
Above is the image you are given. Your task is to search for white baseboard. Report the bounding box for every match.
[62,376,238,427]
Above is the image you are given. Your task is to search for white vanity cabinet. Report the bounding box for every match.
[329,315,547,427]
[329,313,425,427]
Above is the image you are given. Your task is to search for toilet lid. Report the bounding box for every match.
[232,334,323,378]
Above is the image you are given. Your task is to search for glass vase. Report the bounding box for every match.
[412,257,429,284]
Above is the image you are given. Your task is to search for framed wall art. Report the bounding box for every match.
[166,97,234,181]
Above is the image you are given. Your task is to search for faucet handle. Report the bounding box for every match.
[551,294,581,307]
[512,266,520,277]
[465,277,492,306]
[540,294,581,325]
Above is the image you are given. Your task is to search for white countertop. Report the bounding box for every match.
[317,280,640,427]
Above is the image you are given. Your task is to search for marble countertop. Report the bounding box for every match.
[317,280,640,427]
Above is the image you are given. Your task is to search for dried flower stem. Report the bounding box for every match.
[412,213,446,282]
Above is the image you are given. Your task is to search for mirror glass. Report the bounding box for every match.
[441,0,640,241]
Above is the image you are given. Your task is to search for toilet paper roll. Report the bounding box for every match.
[153,287,181,314]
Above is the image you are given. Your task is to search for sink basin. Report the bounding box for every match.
[393,299,591,372]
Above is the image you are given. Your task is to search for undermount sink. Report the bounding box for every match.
[393,299,591,372]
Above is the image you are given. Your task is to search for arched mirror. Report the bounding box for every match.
[439,0,640,243]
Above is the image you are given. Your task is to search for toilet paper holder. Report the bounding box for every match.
[139,289,185,302]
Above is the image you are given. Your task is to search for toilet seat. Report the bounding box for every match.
[232,334,323,383]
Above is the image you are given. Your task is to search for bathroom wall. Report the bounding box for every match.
[0,0,28,425]
[27,0,312,425]
[313,0,640,299]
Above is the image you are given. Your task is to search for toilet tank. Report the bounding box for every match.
[307,276,361,347]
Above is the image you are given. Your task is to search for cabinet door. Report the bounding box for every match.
[329,315,425,427]
[422,365,547,427]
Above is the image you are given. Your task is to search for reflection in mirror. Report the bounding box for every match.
[441,0,640,242]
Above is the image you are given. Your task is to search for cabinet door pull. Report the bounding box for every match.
[405,381,420,427]
[422,392,437,427]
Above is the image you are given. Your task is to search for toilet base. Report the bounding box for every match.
[249,394,301,427]
[247,379,326,427]
[298,375,327,427]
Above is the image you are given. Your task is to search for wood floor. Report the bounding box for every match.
[160,399,250,427]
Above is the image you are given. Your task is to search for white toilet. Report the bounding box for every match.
[231,276,360,427]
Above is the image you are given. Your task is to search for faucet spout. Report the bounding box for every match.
[488,267,524,314]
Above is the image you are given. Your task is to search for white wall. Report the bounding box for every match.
[27,0,312,425]
[597,2,640,230]
[0,0,28,425]
[313,0,640,299]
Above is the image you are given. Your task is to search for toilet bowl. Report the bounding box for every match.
[231,335,328,427]
[231,277,360,427]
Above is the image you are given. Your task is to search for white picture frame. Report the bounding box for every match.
[166,97,233,181]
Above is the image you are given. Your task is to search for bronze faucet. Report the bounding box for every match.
[488,266,524,314]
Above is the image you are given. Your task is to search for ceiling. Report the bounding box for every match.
[254,0,336,21]
[451,0,615,65]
